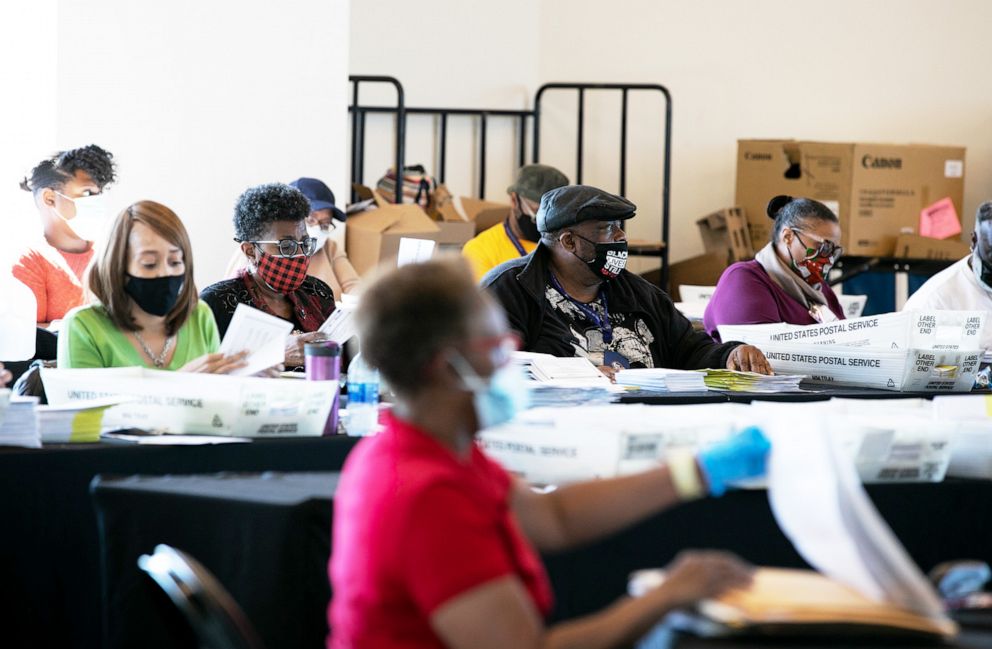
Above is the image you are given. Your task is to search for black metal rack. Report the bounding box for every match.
[348,76,673,286]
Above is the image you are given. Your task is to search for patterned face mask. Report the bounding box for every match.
[254,248,310,294]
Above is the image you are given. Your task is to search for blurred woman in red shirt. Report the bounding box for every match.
[329,258,770,649]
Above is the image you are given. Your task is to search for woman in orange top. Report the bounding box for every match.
[12,145,116,326]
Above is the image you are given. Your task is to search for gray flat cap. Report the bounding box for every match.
[507,164,569,203]
[537,185,636,233]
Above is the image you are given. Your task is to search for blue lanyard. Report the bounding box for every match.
[550,274,613,344]
[502,217,528,256]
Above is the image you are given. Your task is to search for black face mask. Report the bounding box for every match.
[516,211,541,242]
[125,274,184,316]
[570,233,629,281]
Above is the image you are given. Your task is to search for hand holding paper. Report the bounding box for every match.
[219,304,293,376]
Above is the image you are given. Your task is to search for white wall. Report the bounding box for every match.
[350,0,539,201]
[538,0,992,267]
[352,0,992,273]
[0,1,58,262]
[57,0,351,288]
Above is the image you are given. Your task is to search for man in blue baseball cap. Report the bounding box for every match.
[289,177,361,297]
[482,184,772,379]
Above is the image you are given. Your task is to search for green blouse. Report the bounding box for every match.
[58,301,221,370]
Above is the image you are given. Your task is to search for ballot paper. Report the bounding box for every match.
[764,418,950,626]
[318,302,358,344]
[396,237,435,266]
[614,368,707,392]
[512,352,615,388]
[701,369,806,393]
[0,395,40,448]
[37,397,124,443]
[837,294,868,319]
[220,304,293,376]
[41,367,336,437]
[678,285,716,303]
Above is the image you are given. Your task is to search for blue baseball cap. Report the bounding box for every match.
[289,177,346,222]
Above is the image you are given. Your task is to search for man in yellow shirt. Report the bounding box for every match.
[462,164,568,281]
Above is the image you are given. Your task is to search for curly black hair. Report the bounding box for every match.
[233,183,311,242]
[20,144,116,193]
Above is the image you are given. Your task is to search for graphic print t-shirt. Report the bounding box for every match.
[545,284,654,368]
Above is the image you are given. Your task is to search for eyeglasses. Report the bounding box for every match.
[308,218,337,231]
[793,230,843,263]
[241,237,318,258]
[467,332,521,367]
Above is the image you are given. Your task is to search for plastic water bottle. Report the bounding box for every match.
[346,353,380,436]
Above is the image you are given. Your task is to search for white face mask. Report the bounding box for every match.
[306,224,330,251]
[55,192,110,242]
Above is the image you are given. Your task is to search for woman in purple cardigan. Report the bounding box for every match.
[704,195,846,341]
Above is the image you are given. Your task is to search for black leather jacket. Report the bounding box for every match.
[481,243,740,370]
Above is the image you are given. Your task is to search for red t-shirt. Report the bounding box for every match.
[328,412,553,649]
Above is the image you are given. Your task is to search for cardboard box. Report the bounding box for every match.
[432,186,511,235]
[892,234,970,261]
[427,185,481,249]
[697,207,754,263]
[662,252,728,300]
[735,140,966,257]
[346,185,440,276]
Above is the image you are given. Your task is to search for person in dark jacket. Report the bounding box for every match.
[481,185,772,380]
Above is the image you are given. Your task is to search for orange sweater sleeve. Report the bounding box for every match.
[11,250,47,322]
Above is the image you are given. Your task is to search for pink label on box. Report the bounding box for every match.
[919,197,961,240]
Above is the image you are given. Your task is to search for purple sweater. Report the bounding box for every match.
[703,260,845,341]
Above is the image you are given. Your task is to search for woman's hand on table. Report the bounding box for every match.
[655,550,754,609]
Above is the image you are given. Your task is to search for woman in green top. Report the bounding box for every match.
[59,200,249,372]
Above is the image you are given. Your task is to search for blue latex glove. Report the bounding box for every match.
[697,426,771,497]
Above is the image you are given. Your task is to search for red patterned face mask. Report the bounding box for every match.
[255,249,310,294]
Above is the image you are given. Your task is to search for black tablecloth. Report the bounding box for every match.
[91,472,992,649]
[0,437,357,649]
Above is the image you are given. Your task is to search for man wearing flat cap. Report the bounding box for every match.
[462,164,569,281]
[482,185,772,378]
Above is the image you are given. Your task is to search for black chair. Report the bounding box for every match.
[137,544,267,649]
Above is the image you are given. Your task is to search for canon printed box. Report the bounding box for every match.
[735,140,966,256]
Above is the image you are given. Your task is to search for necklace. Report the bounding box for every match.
[133,330,175,368]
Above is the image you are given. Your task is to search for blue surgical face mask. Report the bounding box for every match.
[449,352,530,430]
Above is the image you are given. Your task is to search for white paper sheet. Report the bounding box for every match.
[397,237,435,266]
[765,417,948,619]
[219,304,293,376]
[318,303,357,343]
